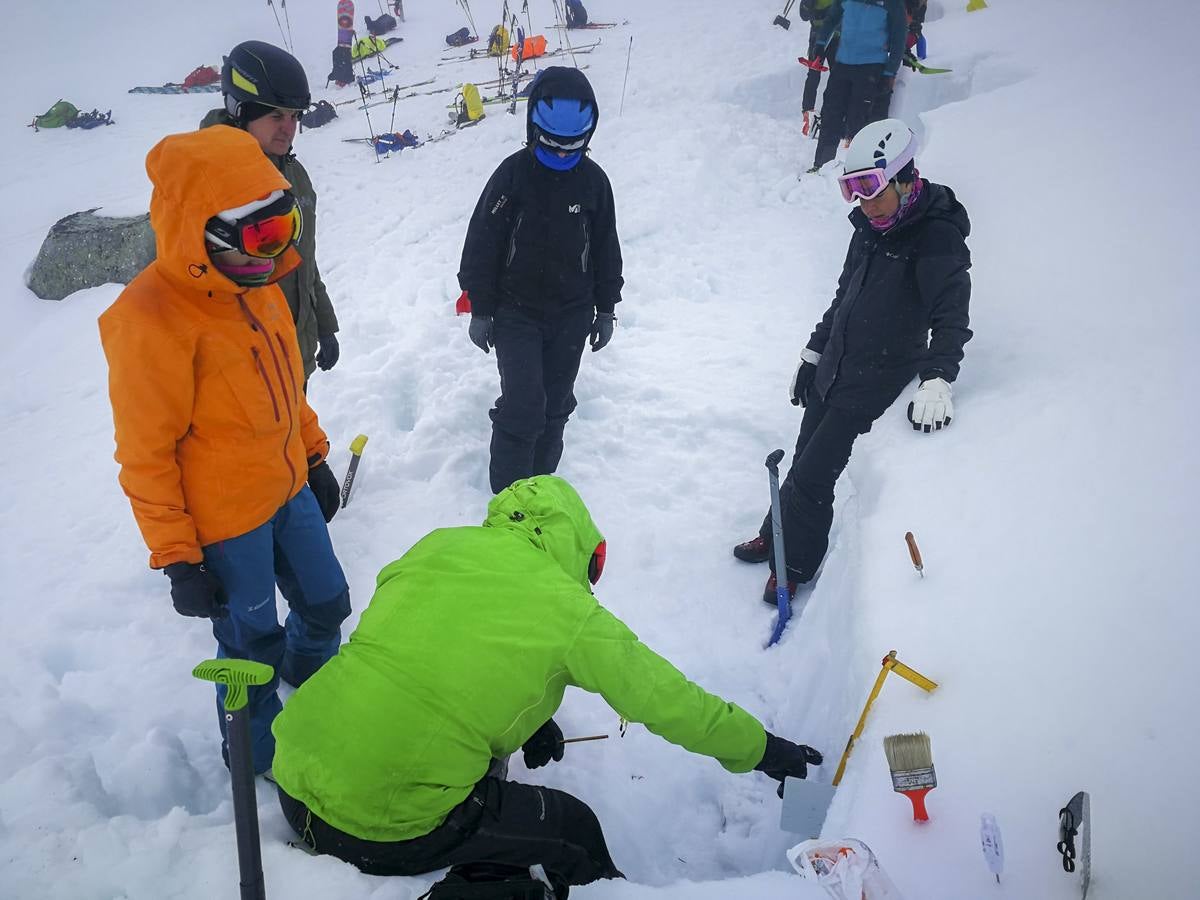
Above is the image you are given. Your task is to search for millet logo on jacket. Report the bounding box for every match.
[568,204,581,214]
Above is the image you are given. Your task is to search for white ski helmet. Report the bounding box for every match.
[843,118,918,180]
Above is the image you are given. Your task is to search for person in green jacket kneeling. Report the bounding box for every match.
[271,475,822,896]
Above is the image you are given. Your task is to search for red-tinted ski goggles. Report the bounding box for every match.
[204,191,302,259]
[588,540,607,585]
[837,167,892,202]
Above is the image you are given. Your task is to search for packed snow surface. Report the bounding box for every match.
[1,1,1196,898]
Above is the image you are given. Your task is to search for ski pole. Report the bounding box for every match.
[619,36,633,116]
[764,449,792,647]
[192,659,275,900]
[560,734,608,745]
[340,434,369,508]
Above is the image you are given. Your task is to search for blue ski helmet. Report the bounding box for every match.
[531,97,595,140]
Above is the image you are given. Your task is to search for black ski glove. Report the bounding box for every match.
[755,732,824,797]
[165,562,227,619]
[469,315,494,354]
[308,461,340,523]
[522,718,565,769]
[316,333,340,371]
[790,362,817,407]
[590,312,615,352]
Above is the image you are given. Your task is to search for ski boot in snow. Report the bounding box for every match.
[733,534,770,563]
[762,572,799,607]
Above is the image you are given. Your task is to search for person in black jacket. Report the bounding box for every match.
[734,119,972,603]
[458,67,623,494]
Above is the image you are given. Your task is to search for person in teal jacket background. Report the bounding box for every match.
[271,475,822,895]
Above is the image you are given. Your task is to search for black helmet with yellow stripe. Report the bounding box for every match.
[221,41,311,123]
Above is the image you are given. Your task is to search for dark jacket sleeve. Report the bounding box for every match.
[806,235,858,354]
[592,171,624,313]
[884,0,908,76]
[457,161,517,318]
[311,258,338,336]
[916,221,972,382]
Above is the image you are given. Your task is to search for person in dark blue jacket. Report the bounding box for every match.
[809,0,908,172]
[458,67,624,495]
[735,120,972,604]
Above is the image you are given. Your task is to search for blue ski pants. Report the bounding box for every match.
[203,486,351,773]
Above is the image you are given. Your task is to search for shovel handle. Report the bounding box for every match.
[765,449,785,474]
[904,531,923,571]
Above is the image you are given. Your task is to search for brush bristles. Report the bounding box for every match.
[884,732,933,772]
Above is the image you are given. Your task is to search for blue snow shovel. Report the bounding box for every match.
[193,658,275,900]
[765,449,792,647]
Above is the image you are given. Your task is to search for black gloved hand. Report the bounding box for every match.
[164,562,227,619]
[790,361,817,407]
[590,312,615,352]
[469,315,494,353]
[522,718,565,769]
[316,333,340,371]
[308,461,340,523]
[755,732,824,797]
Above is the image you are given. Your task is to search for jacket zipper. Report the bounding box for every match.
[251,348,280,421]
[580,218,590,273]
[275,332,299,406]
[505,213,524,267]
[237,295,298,501]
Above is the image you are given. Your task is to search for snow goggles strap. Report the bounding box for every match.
[205,191,302,259]
[838,167,890,202]
[588,540,607,585]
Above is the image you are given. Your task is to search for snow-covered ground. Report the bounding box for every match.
[2,1,1197,898]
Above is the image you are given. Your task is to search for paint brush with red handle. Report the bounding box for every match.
[883,732,937,821]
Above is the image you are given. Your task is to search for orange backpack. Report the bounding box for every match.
[510,34,548,61]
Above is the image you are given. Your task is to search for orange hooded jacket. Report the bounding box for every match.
[99,126,329,569]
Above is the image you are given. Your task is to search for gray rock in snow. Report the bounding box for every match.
[27,208,155,301]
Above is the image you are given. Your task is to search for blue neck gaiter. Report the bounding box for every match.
[534,145,583,171]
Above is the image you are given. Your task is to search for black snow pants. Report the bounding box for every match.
[758,396,874,584]
[812,61,885,170]
[489,302,595,494]
[278,777,623,890]
[802,32,839,112]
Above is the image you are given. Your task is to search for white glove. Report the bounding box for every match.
[907,377,953,433]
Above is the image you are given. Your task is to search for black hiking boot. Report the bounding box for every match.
[733,534,770,563]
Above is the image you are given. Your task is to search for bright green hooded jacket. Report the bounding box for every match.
[271,476,767,842]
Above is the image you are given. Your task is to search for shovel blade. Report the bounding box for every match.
[780,777,836,837]
[773,15,791,29]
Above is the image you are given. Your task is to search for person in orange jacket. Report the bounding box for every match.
[99,125,351,774]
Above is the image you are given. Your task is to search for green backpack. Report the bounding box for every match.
[31,100,80,130]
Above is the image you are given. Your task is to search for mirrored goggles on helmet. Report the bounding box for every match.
[204,190,302,259]
[588,540,607,585]
[536,129,588,152]
[837,167,891,203]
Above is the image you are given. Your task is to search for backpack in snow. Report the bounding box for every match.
[446,26,475,46]
[566,0,588,27]
[365,13,397,35]
[182,65,220,89]
[488,24,510,56]
[372,129,419,154]
[451,83,486,126]
[302,100,338,129]
[352,34,389,60]
[328,45,354,85]
[67,109,114,129]
[30,100,79,130]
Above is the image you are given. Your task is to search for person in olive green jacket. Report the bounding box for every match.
[271,475,823,895]
[201,41,339,383]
